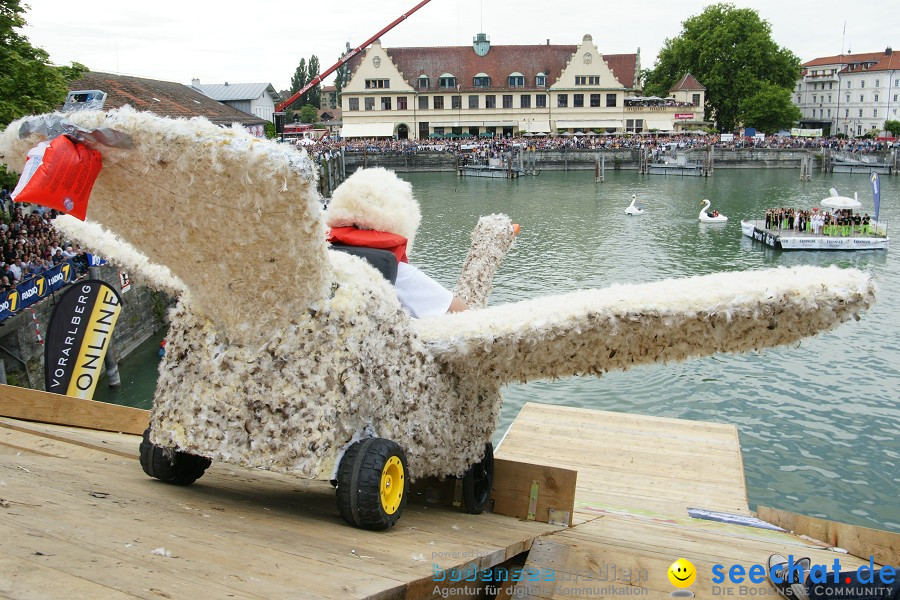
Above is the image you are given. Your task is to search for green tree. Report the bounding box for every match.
[299,104,318,124]
[0,0,87,126]
[306,55,321,108]
[884,120,900,137]
[643,3,800,131]
[334,43,351,100]
[289,58,307,110]
[739,83,801,133]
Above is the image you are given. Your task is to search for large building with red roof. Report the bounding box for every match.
[339,34,706,139]
[794,47,899,137]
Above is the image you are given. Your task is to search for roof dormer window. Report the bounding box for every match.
[418,75,430,90]
[473,73,491,87]
[535,73,546,87]
[508,72,525,87]
[439,74,457,88]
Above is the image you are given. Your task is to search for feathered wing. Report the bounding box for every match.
[415,266,875,384]
[0,108,330,345]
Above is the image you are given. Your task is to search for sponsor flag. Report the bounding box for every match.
[870,171,881,223]
[44,280,122,399]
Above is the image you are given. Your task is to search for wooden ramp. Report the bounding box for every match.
[0,402,559,600]
[495,403,876,600]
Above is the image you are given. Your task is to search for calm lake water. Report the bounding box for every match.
[97,168,900,533]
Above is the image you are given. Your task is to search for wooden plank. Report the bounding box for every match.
[491,458,577,527]
[758,505,900,566]
[0,552,137,600]
[0,384,149,435]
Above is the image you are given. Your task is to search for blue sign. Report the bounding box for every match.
[870,171,881,222]
[0,260,77,322]
[85,252,106,267]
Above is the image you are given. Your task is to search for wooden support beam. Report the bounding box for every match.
[757,505,900,566]
[491,458,577,527]
[0,384,149,435]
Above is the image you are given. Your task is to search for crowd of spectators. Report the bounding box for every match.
[292,132,896,163]
[762,207,876,237]
[0,188,89,293]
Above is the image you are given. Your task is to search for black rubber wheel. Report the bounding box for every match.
[462,442,494,514]
[336,438,408,530]
[139,428,211,486]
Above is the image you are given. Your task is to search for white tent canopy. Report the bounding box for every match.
[821,188,862,209]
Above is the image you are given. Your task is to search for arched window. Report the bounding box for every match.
[535,73,546,87]
[439,73,457,88]
[418,75,430,90]
[508,72,525,87]
[473,72,491,87]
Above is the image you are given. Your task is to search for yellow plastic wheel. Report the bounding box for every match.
[380,456,405,515]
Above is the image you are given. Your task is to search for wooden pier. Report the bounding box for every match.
[1,389,896,599]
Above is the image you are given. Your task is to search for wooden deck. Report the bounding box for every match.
[0,413,557,599]
[2,390,895,599]
[496,403,880,600]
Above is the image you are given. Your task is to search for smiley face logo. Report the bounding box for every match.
[668,558,696,588]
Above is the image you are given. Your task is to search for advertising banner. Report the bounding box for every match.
[44,279,122,399]
[0,260,76,322]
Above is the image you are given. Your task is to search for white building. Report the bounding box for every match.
[192,80,281,124]
[795,48,899,137]
[339,34,705,139]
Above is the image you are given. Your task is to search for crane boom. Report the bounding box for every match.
[275,0,433,113]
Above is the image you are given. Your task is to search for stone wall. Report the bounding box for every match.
[343,147,843,173]
[0,265,171,390]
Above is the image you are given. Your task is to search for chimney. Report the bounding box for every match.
[886,47,893,55]
[191,78,200,87]
[224,82,229,86]
[546,39,550,45]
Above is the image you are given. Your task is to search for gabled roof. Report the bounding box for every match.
[67,72,268,126]
[318,108,342,122]
[194,82,279,102]
[803,50,900,75]
[802,52,886,68]
[348,44,639,91]
[669,73,706,92]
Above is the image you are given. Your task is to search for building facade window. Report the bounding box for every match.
[397,97,407,110]
[861,80,865,88]
[829,82,833,89]
[590,94,601,107]
[348,98,359,111]
[558,94,568,107]
[847,81,851,88]
[451,95,462,109]
[692,93,701,105]
[874,109,877,117]
[827,109,831,117]
[503,94,513,108]
[812,95,817,103]
[536,94,546,108]
[365,79,390,89]
[874,94,879,102]
[381,97,392,110]
[535,73,546,87]
[827,94,832,102]
[626,119,643,133]
[520,94,531,108]
[418,76,429,90]
[573,94,584,107]
[860,95,864,102]
[508,73,525,87]
[875,79,880,87]
[473,75,491,87]
[365,97,375,111]
[439,75,456,88]
[418,96,428,110]
[468,95,479,109]
[575,76,586,85]
[859,109,863,117]
[846,94,850,102]
[434,96,445,109]
[486,95,496,109]
[606,93,617,107]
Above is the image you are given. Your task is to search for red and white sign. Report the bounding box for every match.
[675,113,694,120]
[119,272,131,293]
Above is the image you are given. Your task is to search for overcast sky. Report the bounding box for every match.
[23,0,900,93]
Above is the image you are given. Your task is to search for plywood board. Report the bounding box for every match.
[0,384,148,435]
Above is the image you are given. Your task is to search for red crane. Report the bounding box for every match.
[275,0,433,115]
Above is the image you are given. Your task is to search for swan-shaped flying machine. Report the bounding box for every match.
[0,109,874,529]
[700,198,728,222]
[625,194,645,216]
